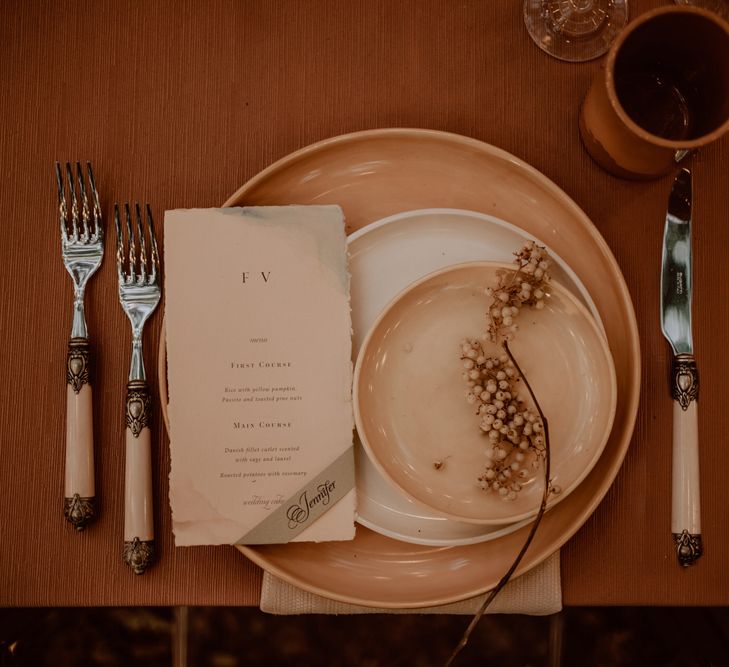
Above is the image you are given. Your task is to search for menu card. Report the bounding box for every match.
[164,207,355,545]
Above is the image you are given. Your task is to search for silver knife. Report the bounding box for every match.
[660,167,702,567]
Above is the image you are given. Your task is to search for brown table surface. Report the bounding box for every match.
[2,0,728,608]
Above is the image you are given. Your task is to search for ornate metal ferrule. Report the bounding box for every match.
[67,338,91,393]
[129,336,147,383]
[64,493,95,531]
[123,537,154,574]
[671,353,699,410]
[70,291,89,339]
[126,380,151,437]
[673,530,703,567]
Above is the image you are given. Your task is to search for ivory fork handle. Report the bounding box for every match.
[64,338,95,530]
[122,379,155,574]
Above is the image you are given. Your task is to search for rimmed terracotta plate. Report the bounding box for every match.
[354,262,617,526]
[161,128,640,607]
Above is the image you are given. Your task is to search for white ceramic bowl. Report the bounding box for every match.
[353,261,618,525]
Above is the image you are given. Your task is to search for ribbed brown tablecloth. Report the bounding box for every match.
[1,0,727,608]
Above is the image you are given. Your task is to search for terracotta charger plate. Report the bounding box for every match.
[159,129,640,608]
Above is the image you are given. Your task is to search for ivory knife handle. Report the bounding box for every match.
[671,353,702,567]
[122,380,155,574]
[64,338,95,530]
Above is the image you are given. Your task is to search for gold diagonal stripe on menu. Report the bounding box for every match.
[235,448,355,545]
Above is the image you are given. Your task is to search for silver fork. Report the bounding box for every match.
[56,162,103,531]
[115,202,161,574]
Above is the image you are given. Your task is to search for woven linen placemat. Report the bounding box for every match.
[260,551,561,615]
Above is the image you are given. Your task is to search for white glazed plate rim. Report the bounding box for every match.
[348,208,608,543]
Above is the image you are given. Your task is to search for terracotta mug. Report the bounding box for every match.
[579,6,729,179]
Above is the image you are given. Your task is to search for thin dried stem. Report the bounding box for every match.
[444,340,551,667]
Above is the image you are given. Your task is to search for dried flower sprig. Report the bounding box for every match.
[445,242,556,666]
[445,340,551,667]
[457,242,554,501]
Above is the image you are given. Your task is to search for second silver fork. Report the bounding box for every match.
[115,203,161,575]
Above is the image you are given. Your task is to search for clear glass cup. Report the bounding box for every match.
[523,0,629,62]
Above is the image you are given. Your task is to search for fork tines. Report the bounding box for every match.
[114,203,159,283]
[55,162,102,243]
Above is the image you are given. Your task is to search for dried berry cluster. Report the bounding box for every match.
[482,241,551,343]
[457,242,559,501]
[460,342,546,500]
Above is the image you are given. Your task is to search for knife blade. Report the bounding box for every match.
[660,167,702,567]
